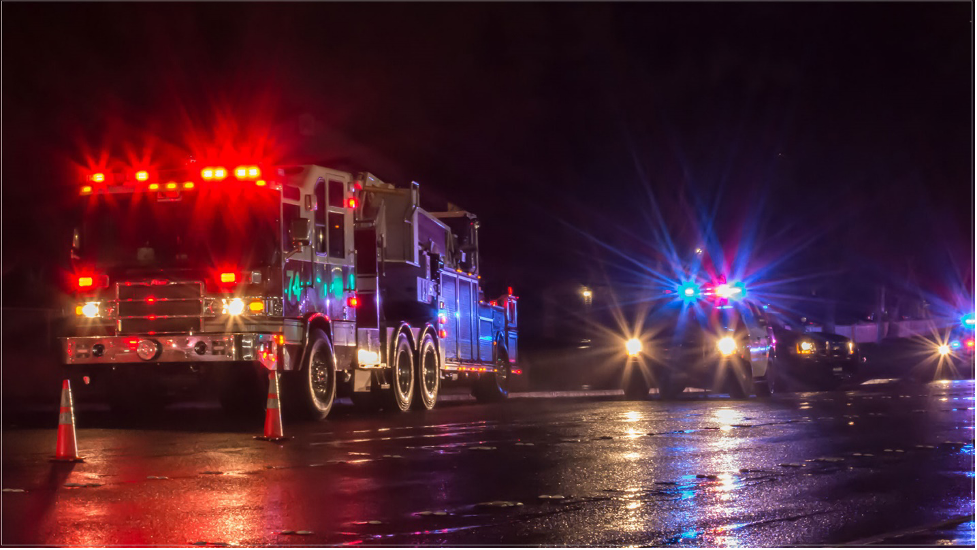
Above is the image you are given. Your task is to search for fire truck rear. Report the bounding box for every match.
[61,162,519,417]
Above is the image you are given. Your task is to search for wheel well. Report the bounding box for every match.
[299,314,334,371]
[389,322,416,362]
[494,334,508,362]
[418,323,438,352]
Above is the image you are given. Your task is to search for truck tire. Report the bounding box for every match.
[293,328,336,421]
[383,331,415,412]
[413,332,440,410]
[622,365,649,400]
[473,348,510,402]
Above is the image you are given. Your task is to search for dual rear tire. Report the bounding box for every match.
[372,330,441,413]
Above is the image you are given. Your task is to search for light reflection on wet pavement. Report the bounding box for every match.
[2,380,974,547]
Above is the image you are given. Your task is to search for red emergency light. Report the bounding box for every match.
[220,272,237,284]
[234,165,261,180]
[347,197,358,208]
[201,167,228,181]
[347,295,359,308]
[76,274,108,290]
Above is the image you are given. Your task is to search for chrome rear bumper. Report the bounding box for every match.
[61,333,278,365]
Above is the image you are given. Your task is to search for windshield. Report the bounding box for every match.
[75,190,280,271]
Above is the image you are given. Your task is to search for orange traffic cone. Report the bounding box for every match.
[255,370,288,442]
[52,380,84,462]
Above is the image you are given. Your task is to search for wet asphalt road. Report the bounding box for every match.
[2,380,974,547]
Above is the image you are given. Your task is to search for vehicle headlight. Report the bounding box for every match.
[625,338,642,357]
[76,302,100,318]
[797,341,815,354]
[222,298,245,316]
[847,341,855,355]
[938,344,950,356]
[717,336,736,356]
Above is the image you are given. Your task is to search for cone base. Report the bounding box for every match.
[50,456,85,463]
[253,435,290,442]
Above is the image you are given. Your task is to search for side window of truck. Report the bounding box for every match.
[328,180,345,208]
[315,180,327,255]
[328,212,345,259]
[282,203,301,250]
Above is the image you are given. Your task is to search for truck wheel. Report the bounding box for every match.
[413,332,440,410]
[473,349,510,402]
[294,328,336,421]
[622,365,649,400]
[383,332,415,412]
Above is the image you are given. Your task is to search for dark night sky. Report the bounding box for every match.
[2,2,973,315]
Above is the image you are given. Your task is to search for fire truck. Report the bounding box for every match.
[60,161,519,419]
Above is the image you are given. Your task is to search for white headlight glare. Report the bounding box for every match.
[625,338,642,357]
[81,302,100,318]
[800,341,814,351]
[222,298,245,316]
[717,336,736,356]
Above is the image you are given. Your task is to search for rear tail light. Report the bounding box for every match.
[347,295,358,308]
[76,274,108,290]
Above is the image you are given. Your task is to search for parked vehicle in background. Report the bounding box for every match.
[764,319,861,392]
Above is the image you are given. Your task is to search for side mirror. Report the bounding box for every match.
[289,218,312,248]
